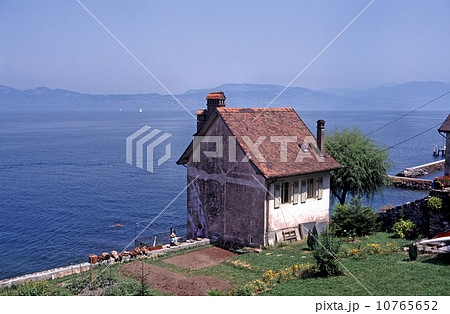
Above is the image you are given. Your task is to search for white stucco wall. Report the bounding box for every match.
[266,172,331,233]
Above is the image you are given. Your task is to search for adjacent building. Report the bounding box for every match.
[438,113,450,176]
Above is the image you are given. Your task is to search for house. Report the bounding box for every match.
[438,113,450,176]
[177,92,341,246]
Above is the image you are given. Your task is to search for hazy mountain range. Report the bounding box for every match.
[0,81,448,113]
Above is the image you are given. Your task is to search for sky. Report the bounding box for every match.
[1,0,449,95]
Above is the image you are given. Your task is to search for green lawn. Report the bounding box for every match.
[145,232,450,296]
[261,251,449,296]
[1,232,448,296]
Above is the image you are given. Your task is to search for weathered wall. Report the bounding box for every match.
[266,173,330,244]
[378,190,450,237]
[186,116,266,246]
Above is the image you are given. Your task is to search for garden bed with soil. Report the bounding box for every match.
[162,246,237,269]
[119,261,231,296]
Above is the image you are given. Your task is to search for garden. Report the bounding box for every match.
[1,230,448,296]
[1,194,448,296]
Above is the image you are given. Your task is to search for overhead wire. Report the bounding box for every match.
[382,122,443,151]
[366,90,449,135]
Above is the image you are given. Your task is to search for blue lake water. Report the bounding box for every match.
[0,110,446,280]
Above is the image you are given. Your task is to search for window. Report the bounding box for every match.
[292,181,299,204]
[281,182,290,204]
[274,183,281,208]
[317,177,323,200]
[300,180,307,203]
[307,178,316,199]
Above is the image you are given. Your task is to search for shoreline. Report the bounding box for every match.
[0,239,210,289]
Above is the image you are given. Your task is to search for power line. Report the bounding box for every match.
[383,122,442,151]
[75,0,197,121]
[367,90,450,135]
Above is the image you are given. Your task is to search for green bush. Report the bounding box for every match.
[207,288,225,296]
[331,196,378,237]
[312,227,342,277]
[393,219,418,239]
[307,225,318,250]
[427,197,442,213]
[16,280,51,296]
[408,243,418,261]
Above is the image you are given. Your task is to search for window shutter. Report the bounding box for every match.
[300,180,307,203]
[293,181,299,204]
[274,183,281,208]
[317,177,323,200]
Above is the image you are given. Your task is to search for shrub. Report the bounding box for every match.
[379,203,393,212]
[342,242,401,258]
[239,263,314,295]
[392,219,418,239]
[331,196,378,237]
[307,225,318,250]
[427,197,442,213]
[408,243,418,261]
[437,175,450,187]
[16,280,51,296]
[207,288,225,296]
[312,227,342,277]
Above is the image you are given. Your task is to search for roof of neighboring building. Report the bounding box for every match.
[177,106,341,178]
[438,114,450,132]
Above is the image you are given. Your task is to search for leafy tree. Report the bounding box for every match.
[331,196,379,236]
[325,127,392,205]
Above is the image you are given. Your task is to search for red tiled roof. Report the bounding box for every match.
[215,107,341,178]
[438,114,450,132]
[196,109,206,115]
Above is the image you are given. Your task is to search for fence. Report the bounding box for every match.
[134,224,187,248]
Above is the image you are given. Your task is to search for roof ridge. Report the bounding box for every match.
[217,107,294,112]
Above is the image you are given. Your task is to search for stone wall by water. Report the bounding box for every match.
[389,176,432,190]
[378,190,450,237]
[396,160,445,178]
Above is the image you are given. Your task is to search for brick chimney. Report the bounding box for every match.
[317,119,325,155]
[206,91,226,119]
[196,91,226,132]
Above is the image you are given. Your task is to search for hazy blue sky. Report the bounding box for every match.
[1,0,449,94]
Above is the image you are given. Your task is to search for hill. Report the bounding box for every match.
[0,81,448,112]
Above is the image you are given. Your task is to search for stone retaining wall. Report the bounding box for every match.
[396,160,445,178]
[389,176,432,190]
[378,190,450,237]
